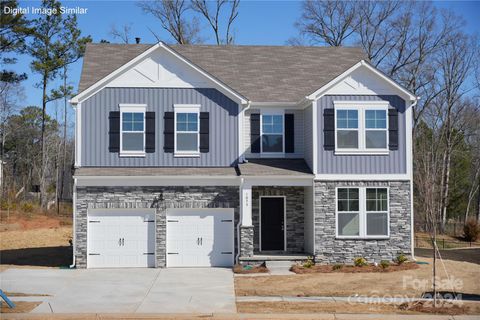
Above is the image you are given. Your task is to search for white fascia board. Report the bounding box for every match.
[74,103,82,167]
[70,42,248,105]
[306,60,418,102]
[75,175,241,187]
[314,174,411,181]
[243,176,314,187]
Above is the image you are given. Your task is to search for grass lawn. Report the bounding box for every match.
[235,258,480,297]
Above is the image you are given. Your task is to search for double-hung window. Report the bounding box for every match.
[261,114,284,153]
[174,104,200,156]
[120,104,146,156]
[334,101,389,154]
[337,187,389,238]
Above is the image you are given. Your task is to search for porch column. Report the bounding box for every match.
[240,181,254,257]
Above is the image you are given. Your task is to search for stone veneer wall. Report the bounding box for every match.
[75,186,239,268]
[314,180,411,264]
[252,186,305,253]
[240,226,254,257]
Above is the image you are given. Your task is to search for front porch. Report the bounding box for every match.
[236,160,315,264]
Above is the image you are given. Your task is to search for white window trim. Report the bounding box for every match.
[334,101,389,155]
[119,104,147,157]
[260,110,285,157]
[335,186,390,240]
[174,104,201,157]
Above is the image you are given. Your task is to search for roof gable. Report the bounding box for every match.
[76,43,367,103]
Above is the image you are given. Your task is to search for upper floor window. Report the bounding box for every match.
[262,114,284,153]
[334,101,389,154]
[174,104,200,157]
[336,187,389,238]
[120,104,146,156]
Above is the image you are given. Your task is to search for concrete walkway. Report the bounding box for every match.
[0,267,236,313]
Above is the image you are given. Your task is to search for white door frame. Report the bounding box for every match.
[86,208,157,268]
[166,208,235,267]
[259,196,287,252]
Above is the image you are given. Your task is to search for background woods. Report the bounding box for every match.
[0,0,479,238]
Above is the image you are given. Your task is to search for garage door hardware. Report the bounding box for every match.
[118,238,125,246]
[221,219,232,222]
[167,252,179,254]
[144,220,155,222]
[197,237,203,245]
[89,253,100,255]
[89,220,100,223]
[221,252,232,254]
[167,219,179,222]
[143,252,154,255]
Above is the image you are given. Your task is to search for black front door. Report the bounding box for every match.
[260,197,285,251]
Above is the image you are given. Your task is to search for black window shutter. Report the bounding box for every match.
[108,111,120,152]
[388,109,399,150]
[285,114,295,153]
[199,112,209,153]
[323,109,335,150]
[250,113,260,153]
[145,112,155,153]
[163,112,174,153]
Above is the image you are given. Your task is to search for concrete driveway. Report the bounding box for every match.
[0,267,236,313]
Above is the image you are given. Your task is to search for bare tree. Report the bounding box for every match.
[109,23,132,44]
[295,0,358,46]
[191,0,240,45]
[138,0,202,44]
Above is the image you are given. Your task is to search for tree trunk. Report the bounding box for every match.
[60,67,68,203]
[40,73,48,209]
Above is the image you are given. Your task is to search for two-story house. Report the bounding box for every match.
[70,42,417,268]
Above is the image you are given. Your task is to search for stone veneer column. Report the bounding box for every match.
[240,226,254,257]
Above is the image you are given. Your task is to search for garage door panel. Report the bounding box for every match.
[87,210,156,268]
[167,209,234,267]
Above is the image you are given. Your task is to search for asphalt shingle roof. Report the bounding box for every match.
[78,43,366,102]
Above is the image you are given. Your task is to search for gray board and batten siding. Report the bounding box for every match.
[317,95,407,175]
[81,88,239,167]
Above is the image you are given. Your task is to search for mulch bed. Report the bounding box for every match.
[291,262,419,274]
[233,264,269,274]
[399,300,467,315]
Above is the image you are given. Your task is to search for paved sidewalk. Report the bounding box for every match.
[1,313,479,320]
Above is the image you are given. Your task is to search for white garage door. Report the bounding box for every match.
[166,208,234,267]
[87,209,156,268]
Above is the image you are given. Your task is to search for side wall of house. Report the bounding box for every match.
[81,87,239,167]
[313,180,411,263]
[75,186,239,268]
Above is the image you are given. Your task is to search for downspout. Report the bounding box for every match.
[69,177,77,268]
[235,177,244,264]
[409,97,419,261]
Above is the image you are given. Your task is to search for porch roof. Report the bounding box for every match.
[237,159,313,176]
[74,167,239,177]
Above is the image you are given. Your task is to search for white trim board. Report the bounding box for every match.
[259,196,287,252]
[315,174,410,181]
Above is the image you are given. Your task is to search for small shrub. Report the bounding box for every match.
[332,264,343,270]
[395,254,408,265]
[463,218,480,242]
[21,202,35,213]
[380,260,390,269]
[353,257,368,267]
[303,256,314,268]
[0,200,17,210]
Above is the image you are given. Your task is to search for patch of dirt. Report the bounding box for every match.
[0,301,42,313]
[0,226,71,250]
[237,301,480,315]
[234,264,269,274]
[291,262,418,274]
[235,258,480,297]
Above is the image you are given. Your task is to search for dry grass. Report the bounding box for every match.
[237,301,480,315]
[0,301,42,313]
[235,258,480,297]
[291,262,418,274]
